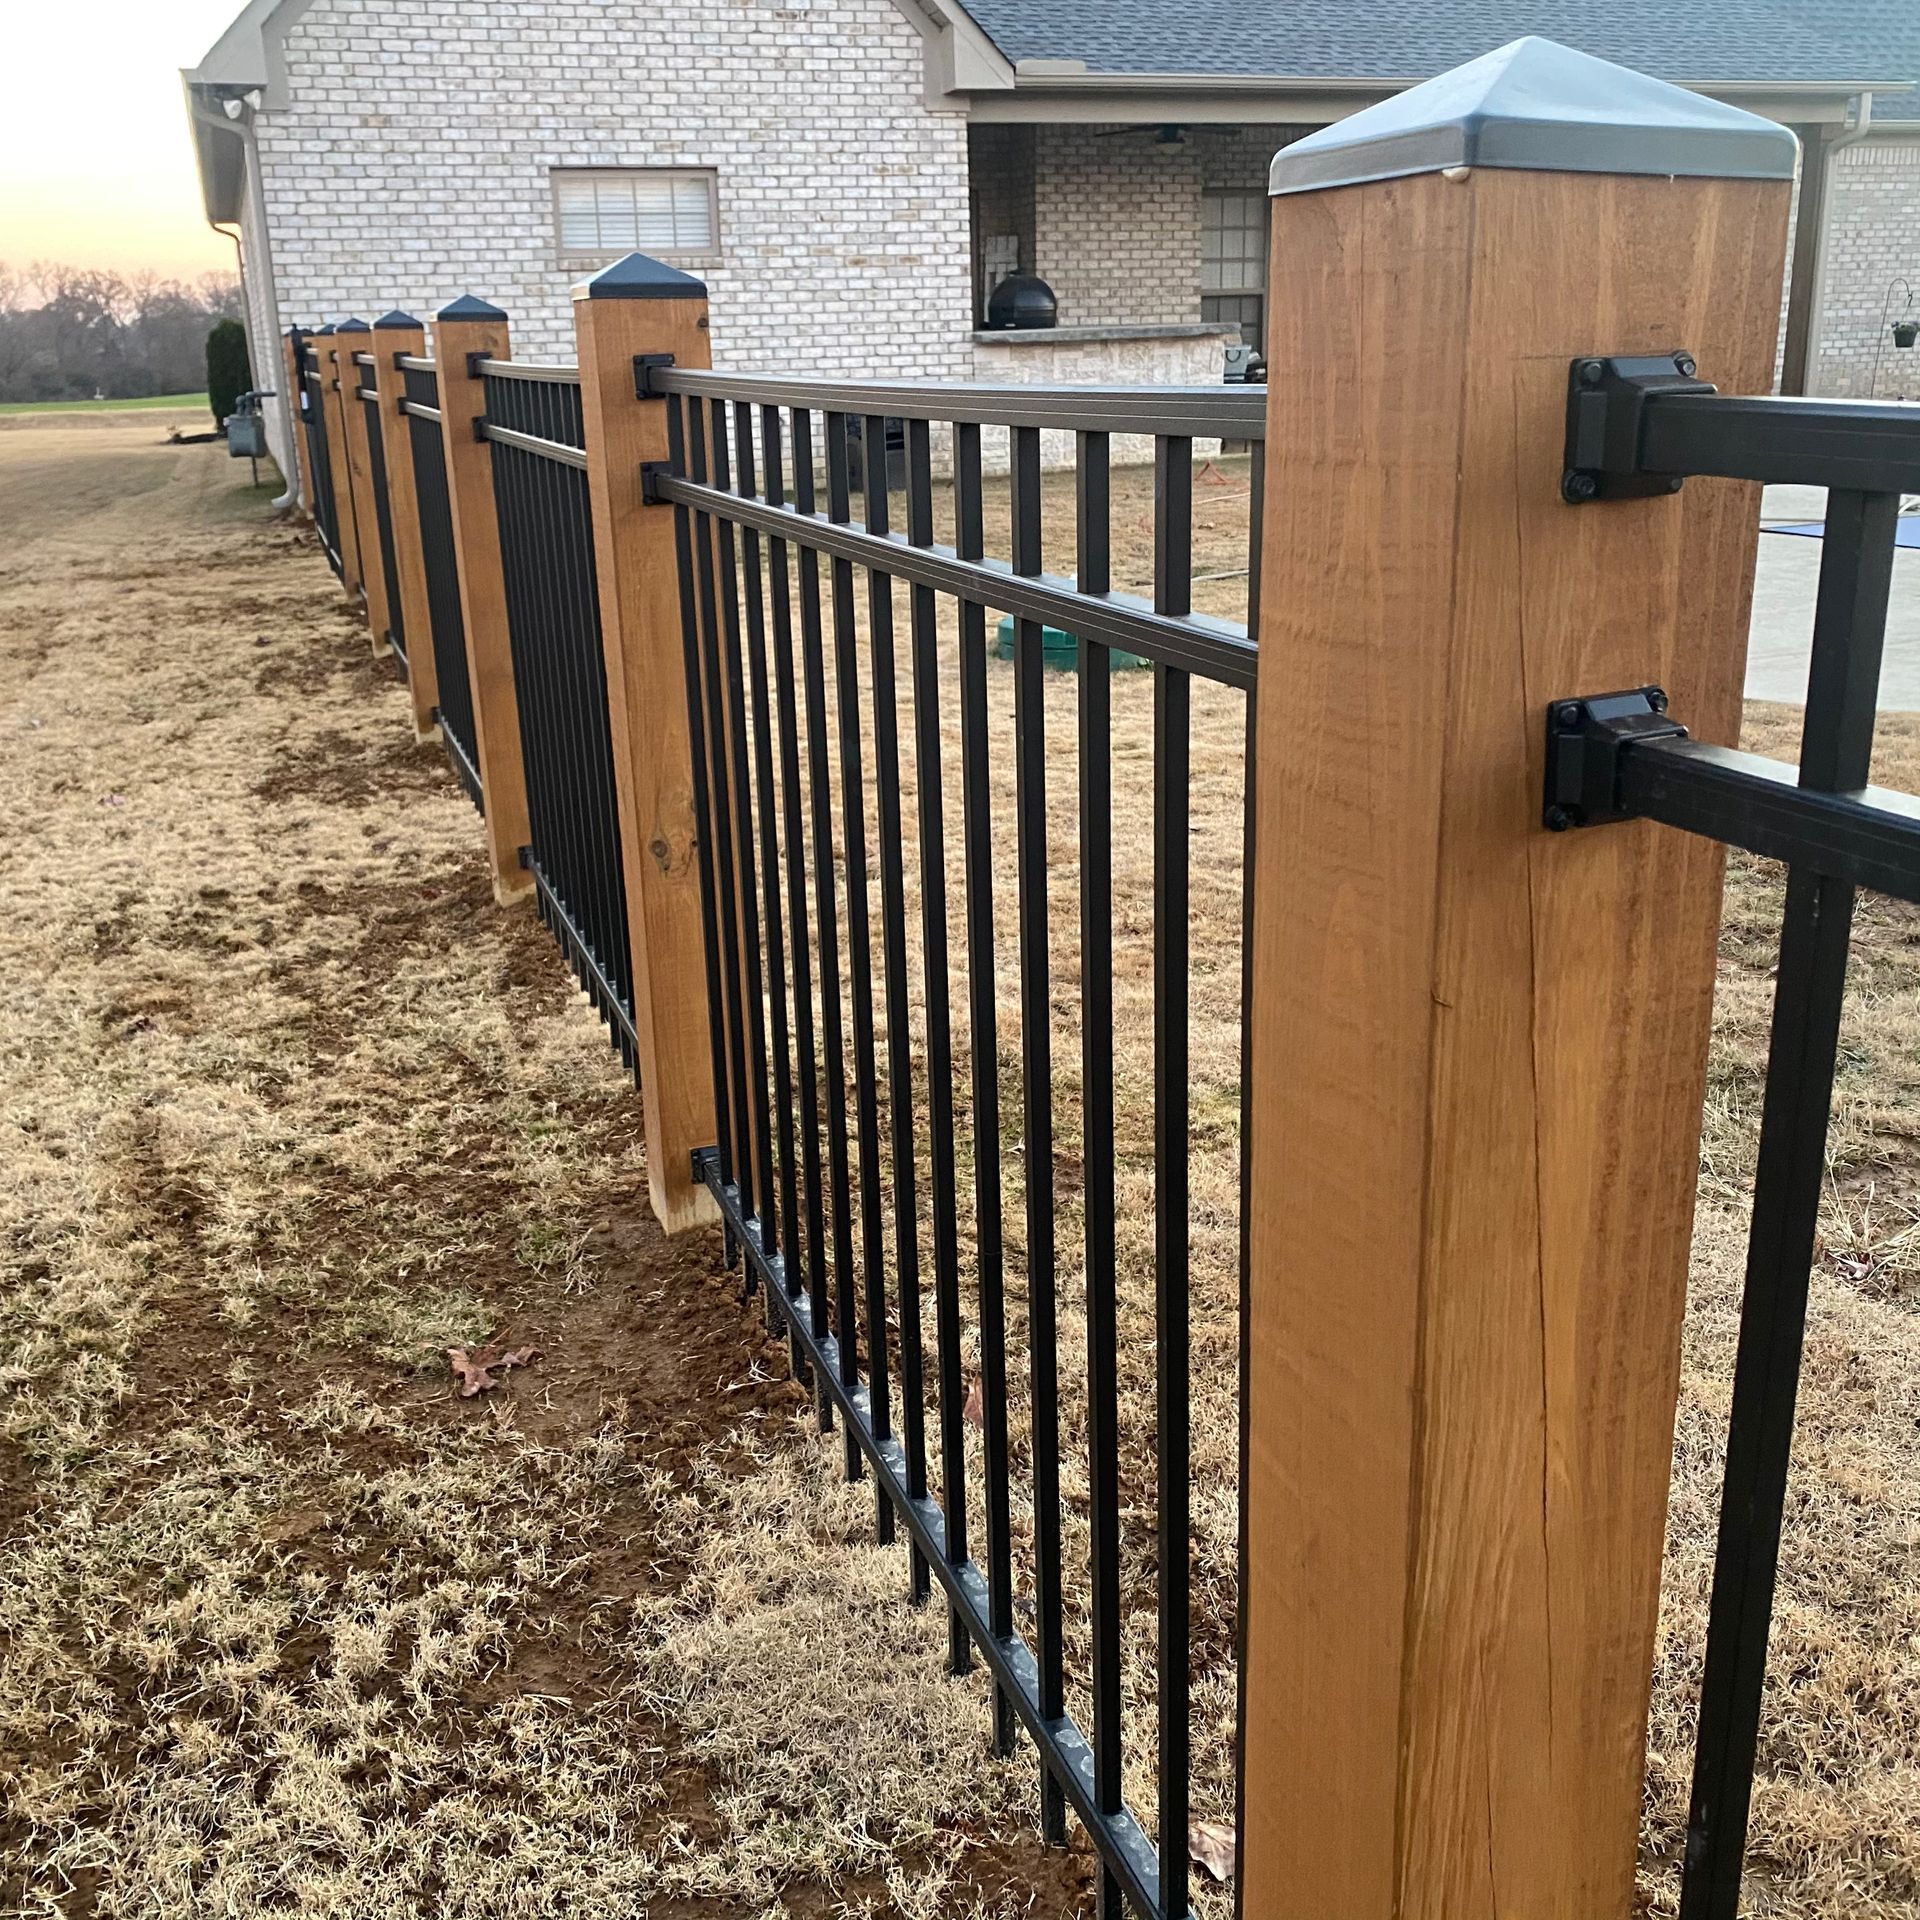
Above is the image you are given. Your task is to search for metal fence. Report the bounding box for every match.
[657,370,1265,1920]
[296,332,341,575]
[479,360,637,1067]
[290,291,1920,1920]
[1551,367,1920,1920]
[352,351,406,669]
[397,354,482,811]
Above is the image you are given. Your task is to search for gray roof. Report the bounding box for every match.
[959,0,1916,90]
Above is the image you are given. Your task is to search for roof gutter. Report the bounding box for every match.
[961,63,1911,126]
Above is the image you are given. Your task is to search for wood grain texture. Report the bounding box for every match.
[1239,165,1790,1920]
[573,294,719,1233]
[434,313,533,904]
[318,338,362,595]
[370,325,441,740]
[280,331,318,519]
[334,340,394,657]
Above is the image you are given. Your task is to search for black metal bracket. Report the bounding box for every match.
[471,413,489,443]
[1543,687,1688,829]
[466,349,492,380]
[639,459,672,504]
[1562,353,1716,502]
[633,352,675,399]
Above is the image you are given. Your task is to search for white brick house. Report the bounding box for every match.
[184,0,1919,494]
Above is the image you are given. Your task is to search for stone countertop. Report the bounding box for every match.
[971,322,1244,346]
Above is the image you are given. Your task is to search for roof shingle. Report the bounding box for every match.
[958,0,1917,91]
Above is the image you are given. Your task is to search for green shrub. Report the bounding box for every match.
[206,318,252,428]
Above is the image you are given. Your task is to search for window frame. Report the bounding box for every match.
[549,167,722,270]
[1200,185,1269,351]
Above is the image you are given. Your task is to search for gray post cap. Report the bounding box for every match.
[437,294,508,321]
[581,251,707,300]
[333,316,371,332]
[372,308,421,330]
[1270,37,1799,197]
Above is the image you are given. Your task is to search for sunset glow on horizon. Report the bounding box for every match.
[1,1,253,284]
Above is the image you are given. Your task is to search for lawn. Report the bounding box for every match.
[0,422,1914,1919]
[0,392,208,416]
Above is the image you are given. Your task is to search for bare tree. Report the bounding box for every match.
[0,262,242,404]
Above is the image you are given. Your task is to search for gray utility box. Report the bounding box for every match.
[225,410,267,458]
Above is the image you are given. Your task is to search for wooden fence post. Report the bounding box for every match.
[369,309,441,739]
[281,329,317,517]
[573,252,719,1232]
[433,295,534,905]
[315,325,363,595]
[1237,40,1795,1919]
[332,317,394,658]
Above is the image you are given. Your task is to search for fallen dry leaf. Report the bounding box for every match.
[447,1343,543,1397]
[1188,1819,1236,1883]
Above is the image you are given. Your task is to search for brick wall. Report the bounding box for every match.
[1026,125,1308,329]
[253,0,975,379]
[1813,135,1920,400]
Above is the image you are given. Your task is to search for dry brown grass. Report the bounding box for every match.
[0,425,1085,1919]
[1,419,1915,1919]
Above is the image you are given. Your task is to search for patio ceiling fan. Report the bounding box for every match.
[1096,123,1190,145]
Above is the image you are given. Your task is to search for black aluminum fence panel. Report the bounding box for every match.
[299,341,341,575]
[1546,383,1920,1920]
[400,361,482,813]
[660,371,1265,1920]
[357,382,406,669]
[481,366,635,1067]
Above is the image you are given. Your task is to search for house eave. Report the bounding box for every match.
[961,72,1911,128]
[184,0,320,110]
[183,76,249,226]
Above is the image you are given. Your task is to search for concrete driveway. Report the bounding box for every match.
[1747,484,1920,708]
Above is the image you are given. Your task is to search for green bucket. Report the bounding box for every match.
[992,615,1146,671]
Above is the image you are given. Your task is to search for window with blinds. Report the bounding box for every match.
[551,169,719,263]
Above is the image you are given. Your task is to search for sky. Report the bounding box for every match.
[1,0,251,284]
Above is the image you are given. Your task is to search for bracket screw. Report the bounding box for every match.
[1552,701,1584,731]
[1578,359,1607,386]
[1544,804,1574,832]
[1562,468,1601,503]
[1674,353,1697,377]
[1646,687,1668,713]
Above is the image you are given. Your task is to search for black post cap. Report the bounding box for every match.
[583,252,708,301]
[437,294,508,320]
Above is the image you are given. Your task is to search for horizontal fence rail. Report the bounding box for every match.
[481,362,637,1065]
[657,367,1269,440]
[666,369,1263,1920]
[1550,382,1920,1920]
[401,356,482,811]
